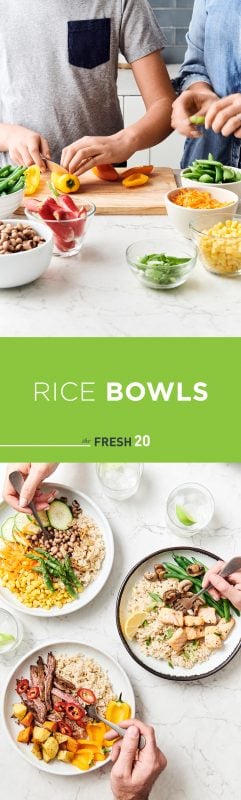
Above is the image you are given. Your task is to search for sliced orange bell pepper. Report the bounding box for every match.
[122,173,149,188]
[92,164,119,182]
[121,165,153,180]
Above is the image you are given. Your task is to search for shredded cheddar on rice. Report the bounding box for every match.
[171,189,231,209]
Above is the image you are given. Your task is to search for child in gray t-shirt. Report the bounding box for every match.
[0,0,175,173]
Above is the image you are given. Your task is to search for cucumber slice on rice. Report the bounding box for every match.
[47,500,73,531]
[1,516,15,542]
[15,512,31,532]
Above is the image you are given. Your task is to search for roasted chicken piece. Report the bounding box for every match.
[159,608,184,627]
[186,626,205,640]
[169,628,188,653]
[199,606,217,625]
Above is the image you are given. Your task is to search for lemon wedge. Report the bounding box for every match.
[124,611,147,640]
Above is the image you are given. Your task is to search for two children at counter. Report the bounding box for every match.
[1,1,241,174]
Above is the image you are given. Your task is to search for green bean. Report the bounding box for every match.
[7,177,25,194]
[223,599,231,622]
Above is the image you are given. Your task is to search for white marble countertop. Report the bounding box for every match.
[1,214,241,337]
[0,461,241,800]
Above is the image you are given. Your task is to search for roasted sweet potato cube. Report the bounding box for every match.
[54,732,68,744]
[66,737,78,754]
[21,712,34,728]
[17,726,33,744]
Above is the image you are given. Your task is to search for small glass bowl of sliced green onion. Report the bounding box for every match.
[126,236,197,289]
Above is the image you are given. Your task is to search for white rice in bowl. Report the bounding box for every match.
[56,654,116,712]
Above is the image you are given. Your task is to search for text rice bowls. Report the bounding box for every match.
[2,640,135,775]
[191,216,241,276]
[116,547,241,681]
[0,219,53,288]
[165,186,239,238]
[0,484,114,616]
[126,235,197,289]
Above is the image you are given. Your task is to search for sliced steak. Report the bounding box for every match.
[37,656,46,702]
[45,651,56,711]
[51,687,82,705]
[29,664,47,723]
[53,677,76,692]
[63,716,86,739]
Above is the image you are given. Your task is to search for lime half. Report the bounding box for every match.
[0,632,15,647]
[175,505,196,526]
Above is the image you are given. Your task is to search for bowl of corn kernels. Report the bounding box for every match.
[190,217,241,276]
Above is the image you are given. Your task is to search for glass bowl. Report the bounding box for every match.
[190,216,241,276]
[25,199,96,257]
[0,608,23,657]
[126,236,197,289]
[96,463,143,500]
[166,482,215,537]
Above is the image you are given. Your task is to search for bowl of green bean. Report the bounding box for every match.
[0,165,26,218]
[181,154,241,199]
[126,236,197,289]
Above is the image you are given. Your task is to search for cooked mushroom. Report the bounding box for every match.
[162,589,181,606]
[186,563,205,577]
[154,564,166,580]
[144,571,158,582]
[193,597,206,615]
[178,580,193,593]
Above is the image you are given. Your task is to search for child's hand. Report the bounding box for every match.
[7,125,51,170]
[61,130,135,176]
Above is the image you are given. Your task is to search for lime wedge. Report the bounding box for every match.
[175,505,196,526]
[0,632,15,647]
[189,115,205,125]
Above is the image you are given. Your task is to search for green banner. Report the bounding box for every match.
[0,336,239,461]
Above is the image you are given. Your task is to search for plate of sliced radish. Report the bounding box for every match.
[0,483,114,617]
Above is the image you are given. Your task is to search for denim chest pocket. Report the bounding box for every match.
[68,18,111,69]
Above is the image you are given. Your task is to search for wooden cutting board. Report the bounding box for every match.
[21,167,176,215]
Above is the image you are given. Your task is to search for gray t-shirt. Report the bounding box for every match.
[0,0,165,163]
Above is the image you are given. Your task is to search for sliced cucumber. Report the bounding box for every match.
[1,516,15,542]
[37,510,49,528]
[15,512,31,532]
[47,500,73,531]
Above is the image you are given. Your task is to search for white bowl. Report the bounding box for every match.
[0,187,24,218]
[2,640,135,775]
[181,166,241,200]
[0,483,114,616]
[0,218,53,288]
[165,186,239,238]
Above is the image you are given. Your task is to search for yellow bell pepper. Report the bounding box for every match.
[72,750,95,771]
[51,171,80,193]
[105,694,131,727]
[24,165,41,196]
[94,751,107,762]
[77,740,99,751]
[122,173,149,188]
[86,721,106,747]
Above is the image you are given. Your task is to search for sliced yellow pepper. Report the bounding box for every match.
[72,750,95,771]
[122,173,149,188]
[24,165,41,196]
[105,694,131,726]
[86,721,106,747]
[51,171,80,193]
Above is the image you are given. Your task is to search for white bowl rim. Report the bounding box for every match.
[0,217,53,258]
[25,198,96,221]
[0,186,24,200]
[2,638,135,775]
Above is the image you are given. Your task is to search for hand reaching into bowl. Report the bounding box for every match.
[105,718,167,800]
[203,559,241,610]
[3,463,59,514]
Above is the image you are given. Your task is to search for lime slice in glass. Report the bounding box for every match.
[0,632,15,647]
[175,505,196,526]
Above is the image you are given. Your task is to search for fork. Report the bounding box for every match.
[174,556,241,612]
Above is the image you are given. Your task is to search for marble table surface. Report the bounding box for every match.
[1,214,241,337]
[0,461,241,800]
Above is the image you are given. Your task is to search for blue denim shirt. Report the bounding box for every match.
[174,0,241,168]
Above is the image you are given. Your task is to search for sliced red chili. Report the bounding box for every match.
[54,701,66,714]
[26,686,40,700]
[16,679,29,696]
[58,722,72,736]
[77,688,96,705]
[66,702,85,723]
